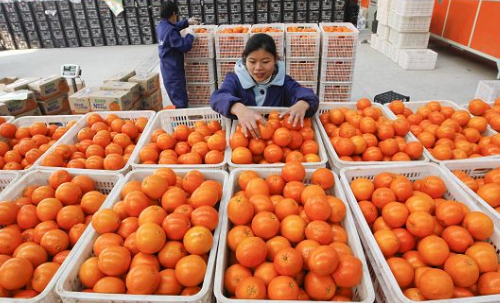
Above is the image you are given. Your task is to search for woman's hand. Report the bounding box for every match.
[231,103,267,138]
[280,100,310,128]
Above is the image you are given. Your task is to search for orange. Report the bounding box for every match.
[98,246,131,276]
[236,236,267,268]
[418,268,454,299]
[175,255,206,287]
[332,255,363,288]
[268,276,299,300]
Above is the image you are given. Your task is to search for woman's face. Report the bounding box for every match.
[245,49,276,82]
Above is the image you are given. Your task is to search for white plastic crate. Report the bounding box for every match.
[130,107,231,170]
[0,115,83,171]
[371,33,379,50]
[377,24,389,39]
[378,0,391,10]
[389,29,430,48]
[228,106,328,170]
[285,23,321,58]
[0,170,20,194]
[384,41,400,63]
[475,80,500,103]
[377,9,389,25]
[214,168,376,303]
[184,25,217,59]
[319,82,353,102]
[285,58,320,82]
[377,38,389,53]
[441,158,500,228]
[186,82,217,107]
[388,12,432,32]
[340,162,500,303]
[216,59,238,82]
[56,168,229,303]
[215,24,251,59]
[320,22,359,58]
[316,102,429,174]
[34,111,156,174]
[298,81,318,94]
[1,116,14,123]
[184,59,216,83]
[250,23,285,58]
[320,58,355,82]
[384,100,499,163]
[0,168,123,303]
[390,0,435,17]
[398,49,437,70]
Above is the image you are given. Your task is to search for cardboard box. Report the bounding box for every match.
[142,89,162,111]
[0,90,39,116]
[28,75,70,101]
[99,81,141,103]
[89,90,134,111]
[38,94,70,115]
[128,72,160,96]
[15,107,42,118]
[69,87,99,114]
[132,100,142,110]
[0,78,40,92]
[0,77,18,85]
[104,70,136,82]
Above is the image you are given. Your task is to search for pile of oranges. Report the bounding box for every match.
[453,166,500,212]
[388,100,500,160]
[224,163,363,301]
[350,172,500,300]
[219,26,249,34]
[252,27,283,33]
[77,168,222,295]
[0,170,106,298]
[0,120,77,170]
[467,98,500,132]
[40,113,149,170]
[230,112,320,165]
[139,120,226,165]
[322,26,354,33]
[193,28,209,34]
[286,27,317,33]
[319,99,425,162]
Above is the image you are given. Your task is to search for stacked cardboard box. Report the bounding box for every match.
[68,87,98,114]
[68,69,157,113]
[28,75,71,115]
[0,78,42,117]
[129,72,162,111]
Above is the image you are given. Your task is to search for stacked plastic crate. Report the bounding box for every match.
[374,0,437,70]
[214,24,250,90]
[319,22,359,102]
[285,23,320,94]
[184,25,217,107]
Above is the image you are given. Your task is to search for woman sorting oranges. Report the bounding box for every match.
[210,34,319,139]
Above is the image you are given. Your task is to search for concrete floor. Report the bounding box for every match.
[0,29,498,105]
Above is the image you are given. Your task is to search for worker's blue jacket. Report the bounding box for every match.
[210,59,319,119]
[156,19,194,108]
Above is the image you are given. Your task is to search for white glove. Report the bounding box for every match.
[188,17,201,25]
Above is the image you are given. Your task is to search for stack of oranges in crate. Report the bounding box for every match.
[319,23,359,103]
[184,25,218,107]
[285,24,321,94]
[215,25,251,90]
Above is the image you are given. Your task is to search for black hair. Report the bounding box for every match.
[242,33,278,61]
[160,1,179,19]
